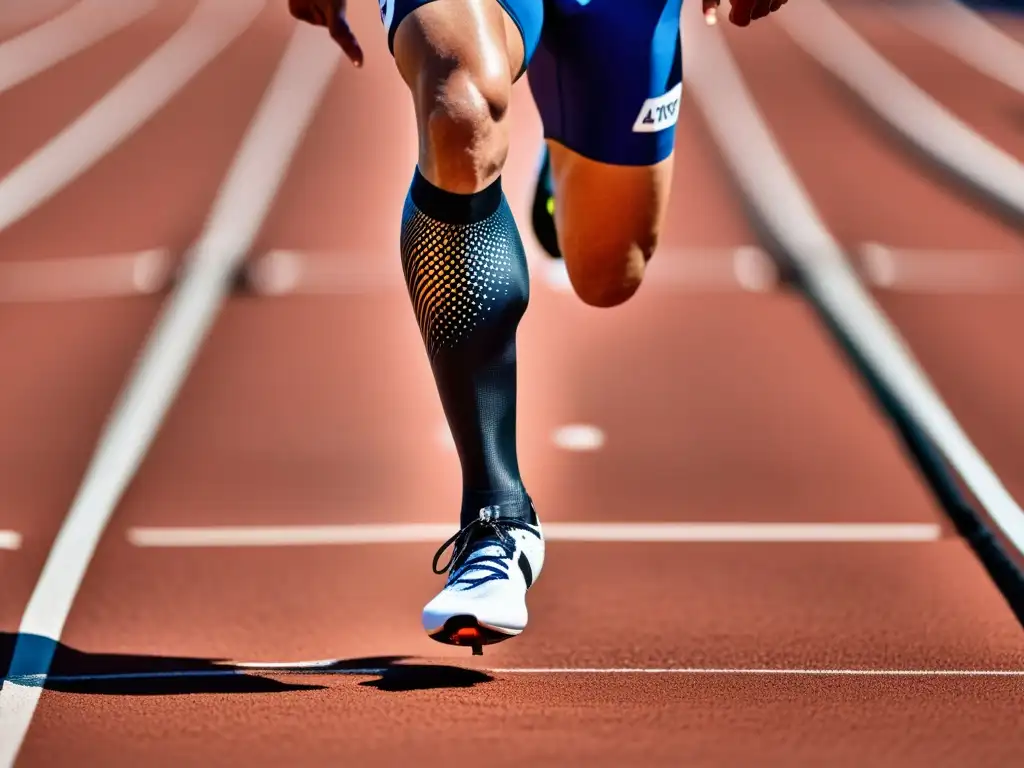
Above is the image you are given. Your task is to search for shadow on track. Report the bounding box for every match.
[0,633,492,695]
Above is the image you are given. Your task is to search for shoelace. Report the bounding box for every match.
[431,506,540,589]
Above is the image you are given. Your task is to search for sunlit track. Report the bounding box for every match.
[0,0,158,95]
[242,245,781,295]
[0,0,264,234]
[720,4,1024,515]
[886,0,1024,96]
[0,0,76,37]
[0,250,171,301]
[689,4,1024,549]
[6,243,1022,302]
[776,0,1024,224]
[858,243,1024,292]
[0,18,339,767]
[4,0,1024,765]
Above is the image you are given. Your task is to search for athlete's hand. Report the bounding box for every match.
[702,0,789,27]
[288,0,364,67]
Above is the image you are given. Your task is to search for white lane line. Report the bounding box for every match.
[551,424,605,451]
[774,0,1024,223]
[0,531,21,550]
[732,244,778,292]
[231,658,342,670]
[7,666,1024,684]
[251,244,1024,296]
[0,22,339,767]
[435,423,457,451]
[126,522,943,547]
[489,667,1024,676]
[541,257,573,292]
[0,0,264,235]
[542,246,779,293]
[0,0,76,35]
[0,249,172,301]
[0,0,158,95]
[6,242,1021,302]
[245,246,778,296]
[245,248,400,295]
[859,242,1024,292]
[888,0,1024,97]
[684,7,1024,547]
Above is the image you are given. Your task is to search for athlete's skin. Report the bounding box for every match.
[288,0,787,308]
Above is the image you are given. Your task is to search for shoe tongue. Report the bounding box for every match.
[452,530,506,573]
[463,529,502,557]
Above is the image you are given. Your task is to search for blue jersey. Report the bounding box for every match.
[380,0,684,167]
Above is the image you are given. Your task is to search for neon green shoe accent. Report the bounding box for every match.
[546,196,555,216]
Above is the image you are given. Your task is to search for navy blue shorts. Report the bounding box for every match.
[378,0,684,167]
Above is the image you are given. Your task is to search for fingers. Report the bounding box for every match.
[292,0,364,68]
[750,0,773,20]
[728,0,785,26]
[288,0,322,25]
[702,0,721,25]
[728,0,752,26]
[327,7,364,67]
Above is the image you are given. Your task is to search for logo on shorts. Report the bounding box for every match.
[632,83,683,134]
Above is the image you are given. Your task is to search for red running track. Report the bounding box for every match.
[1,2,1023,766]
[726,1,1024,510]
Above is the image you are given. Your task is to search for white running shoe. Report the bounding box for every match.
[422,504,545,654]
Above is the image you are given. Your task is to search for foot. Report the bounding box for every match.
[422,504,545,654]
[530,146,562,260]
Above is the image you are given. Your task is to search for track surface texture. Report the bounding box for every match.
[2,1,1023,766]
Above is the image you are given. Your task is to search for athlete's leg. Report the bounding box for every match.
[527,0,683,308]
[546,143,674,307]
[380,0,545,651]
[392,0,527,191]
[389,0,538,527]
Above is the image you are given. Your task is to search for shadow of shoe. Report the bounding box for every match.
[0,633,493,696]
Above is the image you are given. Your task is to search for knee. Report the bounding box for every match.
[563,238,658,309]
[416,65,512,191]
[547,147,671,309]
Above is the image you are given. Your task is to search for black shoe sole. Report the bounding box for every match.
[427,615,520,656]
